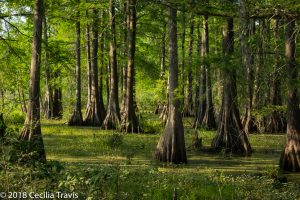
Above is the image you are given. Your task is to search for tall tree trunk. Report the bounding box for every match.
[102,0,120,129]
[279,18,300,171]
[238,0,256,133]
[155,5,187,164]
[202,14,216,130]
[120,0,140,133]
[265,19,286,133]
[84,9,105,126]
[183,20,194,117]
[211,9,251,155]
[68,0,83,126]
[155,11,167,115]
[120,1,128,116]
[194,17,207,128]
[43,17,52,119]
[180,11,186,106]
[19,0,46,162]
[85,10,92,112]
[99,10,106,120]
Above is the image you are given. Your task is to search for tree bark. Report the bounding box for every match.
[155,5,187,164]
[102,0,121,129]
[183,20,194,117]
[19,0,46,162]
[201,14,216,130]
[68,0,83,126]
[211,9,251,155]
[43,17,52,119]
[120,0,140,133]
[98,10,106,120]
[84,8,105,126]
[120,1,128,117]
[279,18,300,172]
[85,10,92,112]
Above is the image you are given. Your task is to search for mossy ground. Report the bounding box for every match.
[1,114,299,199]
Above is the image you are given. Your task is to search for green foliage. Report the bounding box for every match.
[106,133,123,149]
[5,110,25,124]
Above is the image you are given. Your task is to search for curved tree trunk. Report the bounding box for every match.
[211,10,251,155]
[279,18,300,172]
[68,0,83,126]
[155,5,187,164]
[84,9,105,126]
[102,0,121,129]
[120,0,140,133]
[19,0,46,162]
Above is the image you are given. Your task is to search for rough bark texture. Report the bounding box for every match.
[120,0,141,133]
[68,1,83,126]
[19,0,46,162]
[211,13,251,156]
[279,18,300,172]
[155,5,187,164]
[84,9,105,126]
[102,0,121,130]
[183,21,194,117]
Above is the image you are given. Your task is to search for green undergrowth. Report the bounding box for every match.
[1,113,299,200]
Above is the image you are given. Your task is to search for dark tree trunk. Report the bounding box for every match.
[85,10,92,112]
[84,9,105,126]
[279,18,300,172]
[68,0,83,126]
[211,13,251,155]
[19,0,46,162]
[265,19,286,133]
[183,21,194,117]
[155,5,187,164]
[180,12,186,106]
[0,113,7,137]
[102,0,120,129]
[201,15,216,130]
[99,10,106,120]
[121,0,140,133]
[52,86,63,119]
